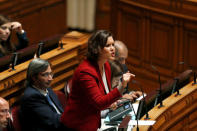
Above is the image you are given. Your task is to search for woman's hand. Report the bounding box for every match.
[11,22,23,34]
[122,94,135,101]
[109,100,122,110]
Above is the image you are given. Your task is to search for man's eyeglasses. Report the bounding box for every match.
[40,72,54,78]
[0,109,10,115]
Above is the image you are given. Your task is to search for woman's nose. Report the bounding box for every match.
[110,45,115,50]
[5,28,10,35]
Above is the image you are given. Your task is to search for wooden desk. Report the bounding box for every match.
[0,31,90,106]
[133,81,197,131]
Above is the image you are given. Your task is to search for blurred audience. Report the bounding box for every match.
[0,14,28,57]
[0,97,14,131]
[114,40,142,100]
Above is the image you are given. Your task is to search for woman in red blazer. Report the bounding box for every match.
[60,30,133,131]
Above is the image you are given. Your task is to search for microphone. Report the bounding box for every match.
[36,42,44,58]
[179,61,196,85]
[132,80,150,120]
[11,52,18,71]
[59,40,65,49]
[130,101,139,131]
[151,65,164,108]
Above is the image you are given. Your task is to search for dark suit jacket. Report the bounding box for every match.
[2,119,15,131]
[61,59,122,131]
[122,64,129,94]
[20,86,64,131]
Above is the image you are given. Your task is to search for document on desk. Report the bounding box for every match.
[128,120,155,125]
[136,93,147,101]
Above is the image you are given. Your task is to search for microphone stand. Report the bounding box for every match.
[132,80,150,120]
[130,102,139,131]
[151,65,164,108]
[11,52,18,71]
[36,42,44,58]
[174,78,181,96]
[193,71,196,85]
[59,40,65,49]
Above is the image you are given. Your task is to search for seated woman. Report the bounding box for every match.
[60,30,134,131]
[0,14,28,57]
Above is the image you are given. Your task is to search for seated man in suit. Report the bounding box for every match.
[0,97,14,131]
[20,58,66,131]
[114,40,142,100]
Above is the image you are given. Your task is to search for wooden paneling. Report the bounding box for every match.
[0,0,67,44]
[95,0,112,30]
[183,22,197,70]
[111,0,197,94]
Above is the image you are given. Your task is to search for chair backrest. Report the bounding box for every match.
[54,90,67,109]
[142,69,192,119]
[54,78,73,109]
[64,78,72,99]
[11,105,21,131]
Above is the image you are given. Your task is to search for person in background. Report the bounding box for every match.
[61,30,134,131]
[20,58,66,131]
[114,40,142,100]
[0,97,14,131]
[0,14,28,57]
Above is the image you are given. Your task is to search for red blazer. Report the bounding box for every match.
[61,59,121,131]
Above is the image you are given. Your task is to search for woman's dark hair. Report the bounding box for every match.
[109,60,124,79]
[0,15,11,26]
[87,30,112,62]
[0,14,15,56]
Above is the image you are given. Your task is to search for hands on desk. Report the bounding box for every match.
[109,91,142,110]
[122,91,142,102]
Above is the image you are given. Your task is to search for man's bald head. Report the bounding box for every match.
[114,40,128,64]
[0,98,8,106]
[0,97,10,129]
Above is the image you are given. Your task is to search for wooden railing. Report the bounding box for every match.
[133,80,197,130]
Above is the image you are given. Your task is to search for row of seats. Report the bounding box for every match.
[140,69,192,118]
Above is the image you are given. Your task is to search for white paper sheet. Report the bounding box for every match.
[128,120,156,125]
[136,93,147,101]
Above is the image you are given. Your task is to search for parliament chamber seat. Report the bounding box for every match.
[140,69,192,119]
[11,105,21,131]
[133,80,197,131]
[54,90,67,109]
[64,78,72,99]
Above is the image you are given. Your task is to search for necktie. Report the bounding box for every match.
[46,93,61,114]
[46,93,54,107]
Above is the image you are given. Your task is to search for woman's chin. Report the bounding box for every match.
[109,56,115,61]
[1,37,8,41]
